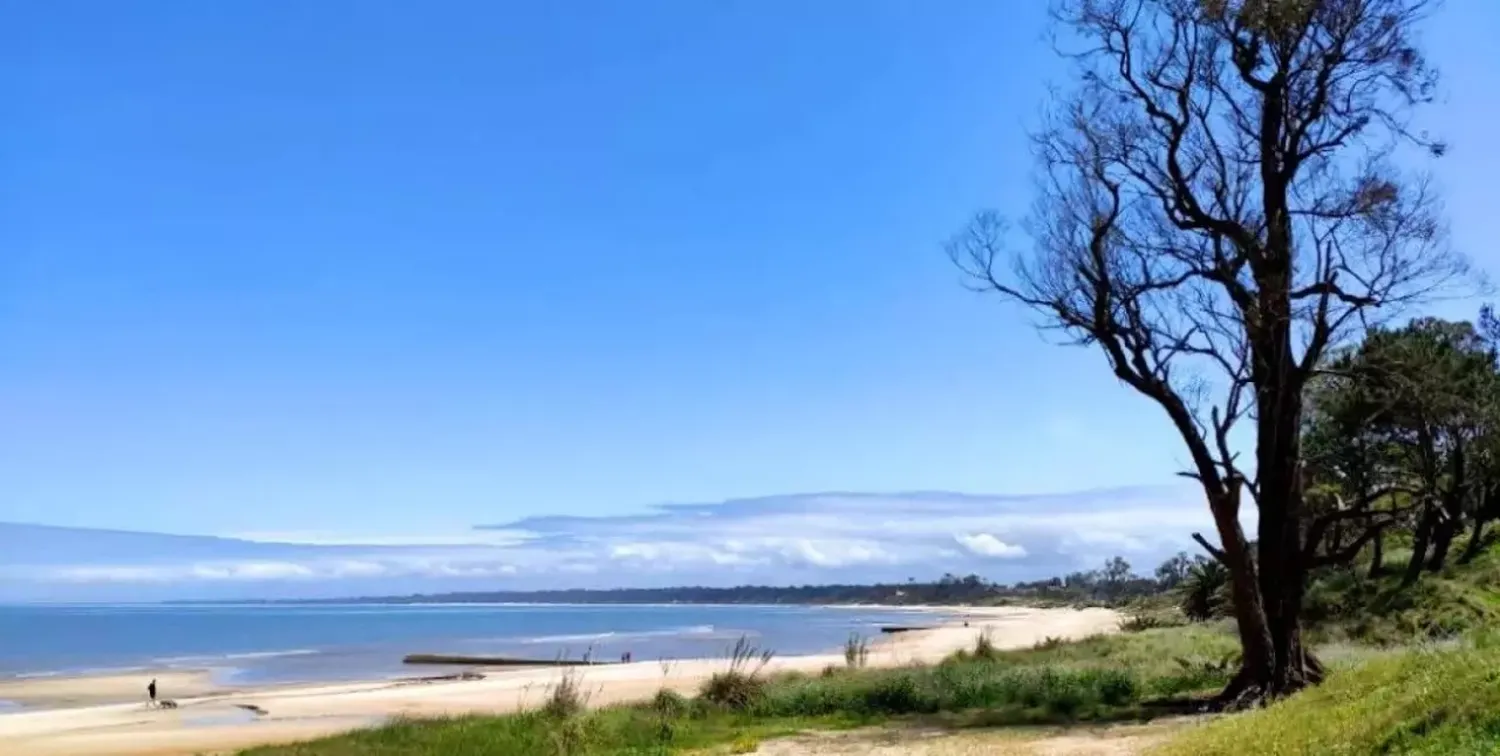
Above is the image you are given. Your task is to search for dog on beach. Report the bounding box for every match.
[156,699,178,709]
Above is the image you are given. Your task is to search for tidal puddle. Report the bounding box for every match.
[181,707,261,728]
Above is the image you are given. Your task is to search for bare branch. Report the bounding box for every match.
[1192,531,1229,564]
[951,0,1466,695]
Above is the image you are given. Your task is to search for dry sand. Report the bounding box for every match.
[0,606,1122,756]
[752,720,1181,756]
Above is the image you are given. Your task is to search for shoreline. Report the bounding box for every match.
[0,605,1121,756]
[0,603,963,708]
[0,603,964,709]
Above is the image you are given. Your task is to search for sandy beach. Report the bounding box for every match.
[0,606,1122,756]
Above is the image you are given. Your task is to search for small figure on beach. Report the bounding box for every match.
[620,651,633,663]
[147,678,157,707]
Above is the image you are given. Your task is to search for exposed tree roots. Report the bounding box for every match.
[1208,651,1325,712]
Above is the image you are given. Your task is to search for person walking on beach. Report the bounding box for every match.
[147,678,157,707]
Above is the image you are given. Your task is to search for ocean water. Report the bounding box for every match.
[0,604,938,686]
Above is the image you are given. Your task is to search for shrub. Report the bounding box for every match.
[861,673,934,714]
[1097,670,1139,707]
[1121,613,1166,632]
[972,629,998,659]
[700,636,774,711]
[1032,635,1065,651]
[650,688,687,717]
[843,632,870,669]
[540,668,588,719]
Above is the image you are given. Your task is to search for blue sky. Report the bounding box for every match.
[2,1,1498,599]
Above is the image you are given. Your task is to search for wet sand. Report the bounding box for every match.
[0,606,1122,756]
[0,669,223,709]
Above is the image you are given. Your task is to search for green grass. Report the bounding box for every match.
[1155,538,1500,756]
[754,625,1238,724]
[1153,635,1500,756]
[240,627,1236,756]
[238,709,861,756]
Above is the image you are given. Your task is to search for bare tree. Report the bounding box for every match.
[949,0,1465,704]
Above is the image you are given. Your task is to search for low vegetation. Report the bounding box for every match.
[240,627,1235,756]
[842,633,870,670]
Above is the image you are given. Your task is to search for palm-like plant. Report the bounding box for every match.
[1178,558,1231,622]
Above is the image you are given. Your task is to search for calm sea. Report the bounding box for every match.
[0,603,937,686]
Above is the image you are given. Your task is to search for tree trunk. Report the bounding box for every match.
[1460,518,1489,564]
[1205,490,1275,708]
[1255,456,1321,697]
[1459,485,1496,565]
[1428,518,1458,572]
[1428,490,1460,571]
[1367,530,1384,578]
[1213,224,1322,704]
[1403,502,1436,588]
[1213,323,1322,707]
[1427,440,1466,573]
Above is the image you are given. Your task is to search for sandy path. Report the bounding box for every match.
[0,606,1121,756]
[749,721,1179,756]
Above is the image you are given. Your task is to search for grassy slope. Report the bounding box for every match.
[1154,536,1500,756]
[1304,535,1500,645]
[1154,636,1500,756]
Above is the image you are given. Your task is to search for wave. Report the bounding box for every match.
[4,664,150,680]
[518,625,719,645]
[153,649,321,666]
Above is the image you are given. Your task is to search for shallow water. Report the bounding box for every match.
[0,603,938,686]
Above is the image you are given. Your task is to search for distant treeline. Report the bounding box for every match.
[179,554,1204,608]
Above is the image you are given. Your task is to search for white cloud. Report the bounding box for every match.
[40,555,520,584]
[227,530,534,547]
[50,562,318,583]
[608,541,757,566]
[955,533,1027,559]
[606,537,891,569]
[1060,530,1150,555]
[0,485,1218,600]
